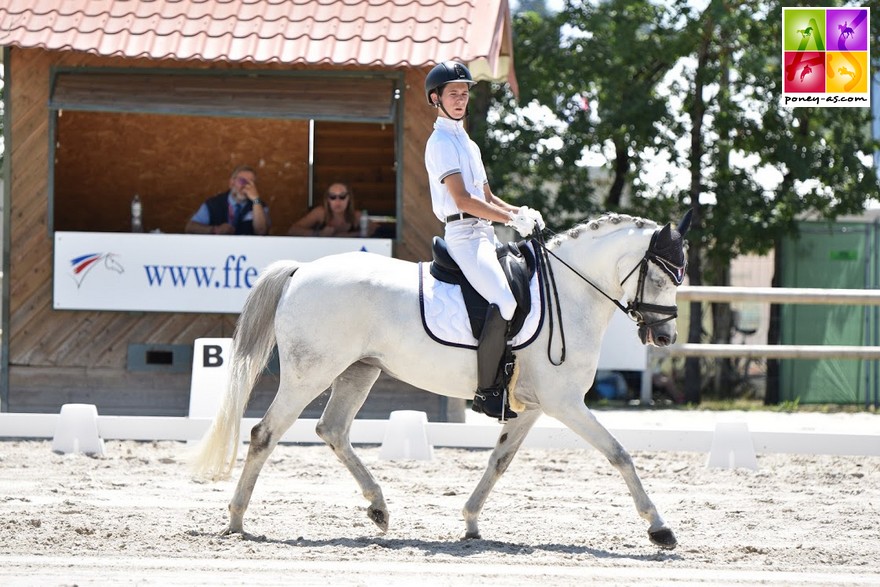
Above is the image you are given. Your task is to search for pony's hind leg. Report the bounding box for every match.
[314,362,387,531]
[225,375,328,536]
[462,408,542,539]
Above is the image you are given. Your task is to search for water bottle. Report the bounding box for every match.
[131,194,143,232]
[359,210,369,237]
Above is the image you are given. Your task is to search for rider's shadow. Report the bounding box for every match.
[222,532,683,562]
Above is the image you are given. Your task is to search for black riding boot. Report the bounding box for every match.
[471,304,518,421]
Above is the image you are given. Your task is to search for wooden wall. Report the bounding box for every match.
[54,111,311,234]
[53,113,400,235]
[397,68,439,262]
[5,47,444,415]
[313,121,396,217]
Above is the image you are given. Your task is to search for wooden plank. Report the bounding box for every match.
[52,72,397,121]
[678,285,880,305]
[654,343,880,360]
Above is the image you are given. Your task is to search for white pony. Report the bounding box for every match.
[193,211,692,550]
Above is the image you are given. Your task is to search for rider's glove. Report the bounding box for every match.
[519,206,546,231]
[506,209,538,238]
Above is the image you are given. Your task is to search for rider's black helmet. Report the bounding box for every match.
[425,61,476,105]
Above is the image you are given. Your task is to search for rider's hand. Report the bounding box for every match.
[506,209,537,237]
[519,206,545,231]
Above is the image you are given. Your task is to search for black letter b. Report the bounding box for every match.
[203,345,224,367]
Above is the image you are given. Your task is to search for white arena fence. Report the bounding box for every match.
[660,285,880,360]
[1,411,878,460]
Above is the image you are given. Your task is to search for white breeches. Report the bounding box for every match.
[444,220,517,321]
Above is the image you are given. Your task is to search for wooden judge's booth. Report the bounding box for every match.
[0,0,518,419]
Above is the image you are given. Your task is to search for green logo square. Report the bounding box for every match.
[783,8,827,51]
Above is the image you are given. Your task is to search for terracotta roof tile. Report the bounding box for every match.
[0,0,516,91]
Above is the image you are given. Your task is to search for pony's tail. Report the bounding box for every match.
[190,260,301,481]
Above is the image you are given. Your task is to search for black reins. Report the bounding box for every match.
[532,228,680,365]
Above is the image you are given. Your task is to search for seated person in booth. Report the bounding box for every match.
[185,165,270,235]
[287,181,373,237]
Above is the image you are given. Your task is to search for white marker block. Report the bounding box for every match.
[379,410,434,461]
[52,403,105,456]
[707,421,758,470]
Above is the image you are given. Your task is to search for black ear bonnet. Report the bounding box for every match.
[647,209,692,285]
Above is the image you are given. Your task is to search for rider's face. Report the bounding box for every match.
[437,82,470,119]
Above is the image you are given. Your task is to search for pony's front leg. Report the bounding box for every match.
[462,408,541,539]
[550,404,677,549]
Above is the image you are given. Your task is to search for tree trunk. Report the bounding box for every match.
[765,240,782,405]
[607,136,629,208]
[711,24,733,399]
[683,12,713,405]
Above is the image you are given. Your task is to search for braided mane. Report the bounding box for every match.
[548,212,658,249]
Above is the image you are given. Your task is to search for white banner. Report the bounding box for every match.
[53,232,393,313]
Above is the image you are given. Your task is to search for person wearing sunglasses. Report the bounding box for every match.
[185,164,270,235]
[424,61,546,421]
[287,181,370,237]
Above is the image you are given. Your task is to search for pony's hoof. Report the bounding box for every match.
[648,527,677,550]
[220,525,242,537]
[461,530,481,540]
[368,507,389,532]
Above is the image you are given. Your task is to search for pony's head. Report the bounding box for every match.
[621,210,691,346]
[545,210,691,348]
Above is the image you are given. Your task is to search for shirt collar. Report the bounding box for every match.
[433,117,465,133]
[227,192,246,207]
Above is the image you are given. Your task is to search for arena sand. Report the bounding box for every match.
[0,437,878,586]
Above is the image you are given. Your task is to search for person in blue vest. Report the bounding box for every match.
[185,165,270,235]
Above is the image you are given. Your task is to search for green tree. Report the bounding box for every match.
[679,0,880,402]
[477,0,698,225]
[472,6,599,225]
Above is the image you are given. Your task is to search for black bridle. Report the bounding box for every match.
[533,229,682,365]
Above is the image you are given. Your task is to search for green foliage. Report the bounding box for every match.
[477,8,600,228]
[481,0,880,262]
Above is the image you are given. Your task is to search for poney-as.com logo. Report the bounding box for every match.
[782,7,870,107]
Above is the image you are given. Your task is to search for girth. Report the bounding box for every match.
[429,236,537,339]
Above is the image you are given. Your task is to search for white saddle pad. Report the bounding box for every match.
[418,261,544,350]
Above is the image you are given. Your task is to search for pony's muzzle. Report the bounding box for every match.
[639,324,676,347]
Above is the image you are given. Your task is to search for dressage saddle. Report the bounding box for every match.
[429,236,537,340]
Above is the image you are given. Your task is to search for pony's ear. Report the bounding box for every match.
[677,209,693,237]
[655,223,672,248]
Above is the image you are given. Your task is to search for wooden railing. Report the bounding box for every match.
[653,286,880,360]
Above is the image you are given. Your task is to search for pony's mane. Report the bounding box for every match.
[547,212,658,249]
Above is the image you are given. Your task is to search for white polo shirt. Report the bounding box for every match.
[424,117,488,222]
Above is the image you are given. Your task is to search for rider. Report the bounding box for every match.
[423,60,545,421]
